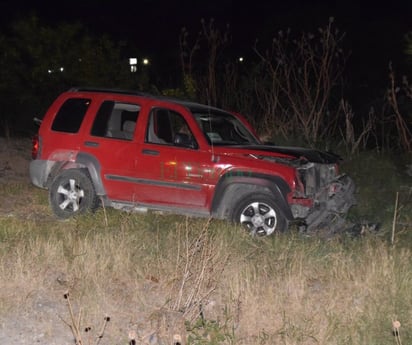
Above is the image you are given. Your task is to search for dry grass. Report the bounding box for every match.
[1,197,411,344]
[0,140,411,344]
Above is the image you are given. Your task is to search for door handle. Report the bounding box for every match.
[84,141,99,147]
[142,149,160,156]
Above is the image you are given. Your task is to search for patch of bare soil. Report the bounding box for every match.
[0,137,31,182]
[0,138,56,220]
[0,138,33,215]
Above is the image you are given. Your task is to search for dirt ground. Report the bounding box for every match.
[0,138,31,182]
[0,138,56,219]
[0,138,32,213]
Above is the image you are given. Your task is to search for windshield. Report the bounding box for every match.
[192,110,260,145]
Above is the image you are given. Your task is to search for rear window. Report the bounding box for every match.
[51,98,91,133]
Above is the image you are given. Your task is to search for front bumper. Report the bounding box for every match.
[293,174,356,233]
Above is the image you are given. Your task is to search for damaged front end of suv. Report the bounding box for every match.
[293,160,356,234]
[259,146,356,235]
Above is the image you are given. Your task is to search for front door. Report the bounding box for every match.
[134,106,213,211]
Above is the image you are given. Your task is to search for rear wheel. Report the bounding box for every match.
[232,194,287,236]
[49,169,97,219]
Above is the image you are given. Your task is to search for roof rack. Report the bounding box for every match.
[68,87,153,98]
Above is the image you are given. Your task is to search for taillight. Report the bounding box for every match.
[32,134,39,159]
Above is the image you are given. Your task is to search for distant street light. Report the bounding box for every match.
[47,67,65,74]
[142,58,149,65]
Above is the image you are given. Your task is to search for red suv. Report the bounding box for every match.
[30,88,355,236]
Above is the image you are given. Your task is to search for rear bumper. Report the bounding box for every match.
[29,160,50,188]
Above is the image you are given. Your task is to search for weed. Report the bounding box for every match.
[392,320,402,345]
[186,317,235,345]
[60,291,110,345]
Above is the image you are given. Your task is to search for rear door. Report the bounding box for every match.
[82,97,142,202]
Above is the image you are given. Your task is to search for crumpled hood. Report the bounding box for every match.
[215,145,342,164]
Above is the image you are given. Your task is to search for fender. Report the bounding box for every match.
[75,152,106,195]
[43,153,105,195]
[211,172,293,220]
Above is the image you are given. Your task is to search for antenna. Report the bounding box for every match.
[206,88,216,162]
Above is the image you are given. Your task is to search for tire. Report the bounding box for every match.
[231,193,287,236]
[49,169,97,219]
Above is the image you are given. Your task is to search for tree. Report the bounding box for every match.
[0,15,138,136]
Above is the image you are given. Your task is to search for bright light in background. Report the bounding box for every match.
[48,67,65,74]
[128,57,149,72]
[238,57,244,62]
[129,57,137,72]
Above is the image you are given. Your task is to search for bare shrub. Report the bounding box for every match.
[167,219,229,322]
[176,18,358,147]
[179,19,231,105]
[339,100,377,155]
[386,63,412,152]
[253,17,347,144]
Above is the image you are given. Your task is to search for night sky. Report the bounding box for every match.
[1,0,411,94]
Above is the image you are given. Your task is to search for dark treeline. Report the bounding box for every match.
[0,15,411,153]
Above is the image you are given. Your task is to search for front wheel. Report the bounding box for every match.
[49,169,97,219]
[231,194,287,236]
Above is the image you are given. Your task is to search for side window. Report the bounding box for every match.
[91,101,140,140]
[146,108,197,148]
[51,98,91,133]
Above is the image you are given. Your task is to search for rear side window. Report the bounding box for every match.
[51,98,91,133]
[91,101,140,140]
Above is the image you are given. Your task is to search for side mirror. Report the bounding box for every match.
[33,117,43,126]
